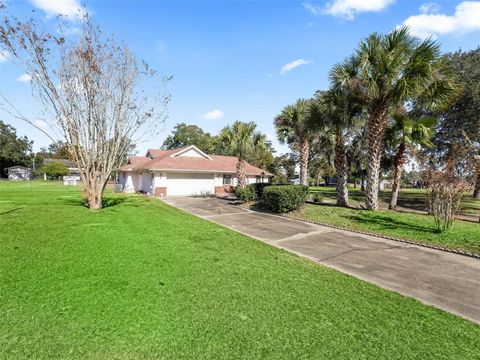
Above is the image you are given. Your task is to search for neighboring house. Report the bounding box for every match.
[6,166,32,180]
[118,145,272,196]
[43,158,80,180]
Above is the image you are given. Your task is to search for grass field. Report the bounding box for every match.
[1,181,479,358]
[309,186,480,215]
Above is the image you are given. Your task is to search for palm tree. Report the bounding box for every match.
[385,111,436,209]
[219,121,267,189]
[274,99,317,186]
[321,86,363,207]
[331,27,456,210]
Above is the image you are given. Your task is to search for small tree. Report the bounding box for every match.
[427,149,473,232]
[0,10,169,209]
[41,162,69,179]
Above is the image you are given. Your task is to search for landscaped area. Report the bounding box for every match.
[1,181,479,358]
[309,186,480,215]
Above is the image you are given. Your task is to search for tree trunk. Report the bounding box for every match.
[389,142,406,210]
[299,138,310,186]
[361,178,365,191]
[236,158,247,189]
[473,165,480,199]
[365,109,388,210]
[81,170,108,209]
[334,133,349,207]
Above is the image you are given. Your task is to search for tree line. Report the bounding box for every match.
[274,27,480,212]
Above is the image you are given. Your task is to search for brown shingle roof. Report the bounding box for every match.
[119,147,272,176]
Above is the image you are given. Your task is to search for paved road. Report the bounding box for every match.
[163,196,480,324]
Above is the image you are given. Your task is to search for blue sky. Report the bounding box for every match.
[1,0,480,155]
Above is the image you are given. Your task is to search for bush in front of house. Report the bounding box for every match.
[247,182,272,199]
[235,185,256,202]
[262,185,309,213]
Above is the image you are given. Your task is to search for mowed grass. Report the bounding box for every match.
[309,186,480,215]
[1,181,479,359]
[293,204,480,255]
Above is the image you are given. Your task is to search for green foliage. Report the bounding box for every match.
[0,120,32,177]
[162,123,216,153]
[262,185,309,213]
[41,162,69,178]
[311,192,323,203]
[246,182,272,199]
[235,185,256,202]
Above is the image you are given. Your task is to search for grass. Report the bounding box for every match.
[309,186,480,215]
[1,181,479,359]
[292,203,480,255]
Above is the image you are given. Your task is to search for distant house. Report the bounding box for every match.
[118,145,271,196]
[43,158,80,181]
[6,166,32,180]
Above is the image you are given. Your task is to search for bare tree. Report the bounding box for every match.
[0,10,170,209]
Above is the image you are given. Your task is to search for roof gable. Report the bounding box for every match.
[170,145,211,160]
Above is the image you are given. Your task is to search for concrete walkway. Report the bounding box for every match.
[163,196,480,324]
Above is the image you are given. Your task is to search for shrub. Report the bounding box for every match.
[311,192,323,203]
[235,185,256,202]
[427,172,470,233]
[41,162,69,179]
[262,185,309,213]
[248,182,272,199]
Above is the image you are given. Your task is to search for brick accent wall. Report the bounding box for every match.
[215,186,235,195]
[155,187,167,197]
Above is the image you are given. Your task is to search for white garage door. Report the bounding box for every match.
[166,172,215,196]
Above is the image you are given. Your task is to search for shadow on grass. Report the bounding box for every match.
[0,207,23,216]
[345,211,439,235]
[61,196,127,209]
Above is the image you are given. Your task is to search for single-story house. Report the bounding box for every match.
[6,166,32,180]
[118,145,272,196]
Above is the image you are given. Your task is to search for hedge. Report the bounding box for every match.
[262,185,309,213]
[235,185,256,202]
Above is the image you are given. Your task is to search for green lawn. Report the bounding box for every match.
[291,203,480,255]
[1,181,479,359]
[309,186,480,215]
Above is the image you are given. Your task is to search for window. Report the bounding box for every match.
[223,175,232,185]
[256,176,261,183]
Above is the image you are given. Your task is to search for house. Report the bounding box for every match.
[6,166,32,180]
[43,158,80,181]
[118,145,272,196]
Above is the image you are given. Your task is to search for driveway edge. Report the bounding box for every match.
[280,213,480,260]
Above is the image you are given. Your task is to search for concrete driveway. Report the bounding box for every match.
[163,196,480,324]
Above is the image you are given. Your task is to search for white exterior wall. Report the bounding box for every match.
[123,171,138,193]
[176,148,205,157]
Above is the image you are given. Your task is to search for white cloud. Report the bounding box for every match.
[403,1,480,39]
[280,59,312,74]
[0,50,8,63]
[35,120,48,129]
[16,74,32,82]
[30,0,86,20]
[304,0,394,20]
[200,109,224,120]
[419,2,441,14]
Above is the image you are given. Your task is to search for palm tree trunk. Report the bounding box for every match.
[299,137,310,186]
[334,133,349,207]
[365,108,388,210]
[236,158,247,188]
[389,142,406,210]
